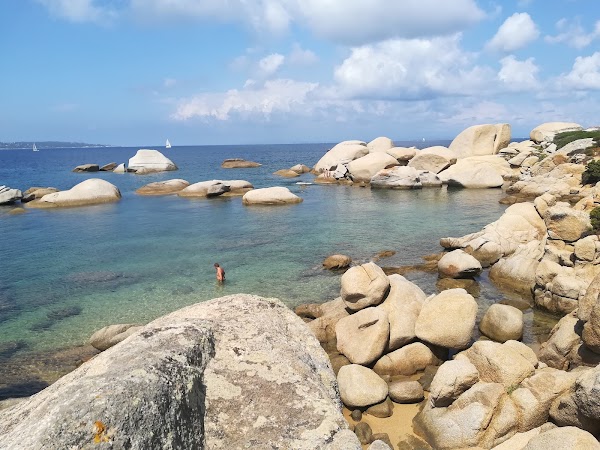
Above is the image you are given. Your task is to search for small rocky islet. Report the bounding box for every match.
[2,122,600,448]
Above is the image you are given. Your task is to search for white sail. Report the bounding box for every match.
[33,143,38,152]
[165,139,171,149]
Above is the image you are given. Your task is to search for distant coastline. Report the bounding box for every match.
[0,141,112,150]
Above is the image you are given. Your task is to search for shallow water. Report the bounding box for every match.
[0,143,557,398]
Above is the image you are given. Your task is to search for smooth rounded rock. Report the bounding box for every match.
[323,254,352,270]
[373,342,438,377]
[415,289,477,349]
[221,158,261,168]
[340,263,390,312]
[388,380,424,403]
[479,304,524,342]
[29,179,121,208]
[89,323,143,351]
[242,187,303,205]
[128,149,177,173]
[136,179,190,195]
[335,307,389,365]
[337,364,388,409]
[437,249,482,278]
[347,153,398,182]
[429,359,479,407]
[523,426,600,450]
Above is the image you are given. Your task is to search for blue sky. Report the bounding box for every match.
[1,0,599,145]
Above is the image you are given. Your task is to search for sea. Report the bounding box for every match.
[0,141,558,399]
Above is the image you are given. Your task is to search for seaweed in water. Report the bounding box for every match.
[29,305,83,331]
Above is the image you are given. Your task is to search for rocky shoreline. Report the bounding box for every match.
[2,121,600,448]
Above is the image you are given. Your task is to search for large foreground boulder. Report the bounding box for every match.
[242,187,303,205]
[128,149,178,173]
[28,179,121,208]
[0,295,359,449]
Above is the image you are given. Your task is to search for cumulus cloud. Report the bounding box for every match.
[498,55,539,91]
[545,18,600,49]
[257,54,285,77]
[294,0,485,45]
[486,13,539,52]
[288,43,318,66]
[39,0,487,44]
[333,35,493,100]
[560,52,600,90]
[36,0,117,24]
[171,79,319,121]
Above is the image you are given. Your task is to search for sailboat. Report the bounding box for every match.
[33,143,39,152]
[165,139,171,149]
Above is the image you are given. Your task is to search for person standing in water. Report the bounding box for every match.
[214,263,225,283]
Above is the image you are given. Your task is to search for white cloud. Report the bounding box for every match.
[545,18,600,49]
[498,55,539,91]
[289,44,318,66]
[171,79,319,121]
[560,52,600,90]
[486,13,539,52]
[257,54,285,77]
[36,0,116,24]
[129,0,484,44]
[294,0,486,45]
[333,35,493,100]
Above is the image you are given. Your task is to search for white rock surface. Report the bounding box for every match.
[314,141,369,171]
[370,166,422,189]
[337,364,388,408]
[449,123,511,158]
[32,179,121,208]
[347,153,398,182]
[415,289,478,349]
[335,307,389,365]
[242,187,303,205]
[128,149,178,173]
[340,263,390,311]
[437,249,482,278]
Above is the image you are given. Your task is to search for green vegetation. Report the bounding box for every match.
[591,207,600,233]
[553,130,600,150]
[506,384,521,395]
[582,160,600,185]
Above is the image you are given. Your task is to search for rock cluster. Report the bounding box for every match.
[312,124,518,189]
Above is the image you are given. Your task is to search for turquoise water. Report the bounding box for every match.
[0,143,554,397]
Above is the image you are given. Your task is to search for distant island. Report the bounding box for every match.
[0,141,112,150]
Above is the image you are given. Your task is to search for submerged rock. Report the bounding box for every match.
[136,179,190,195]
[221,158,261,168]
